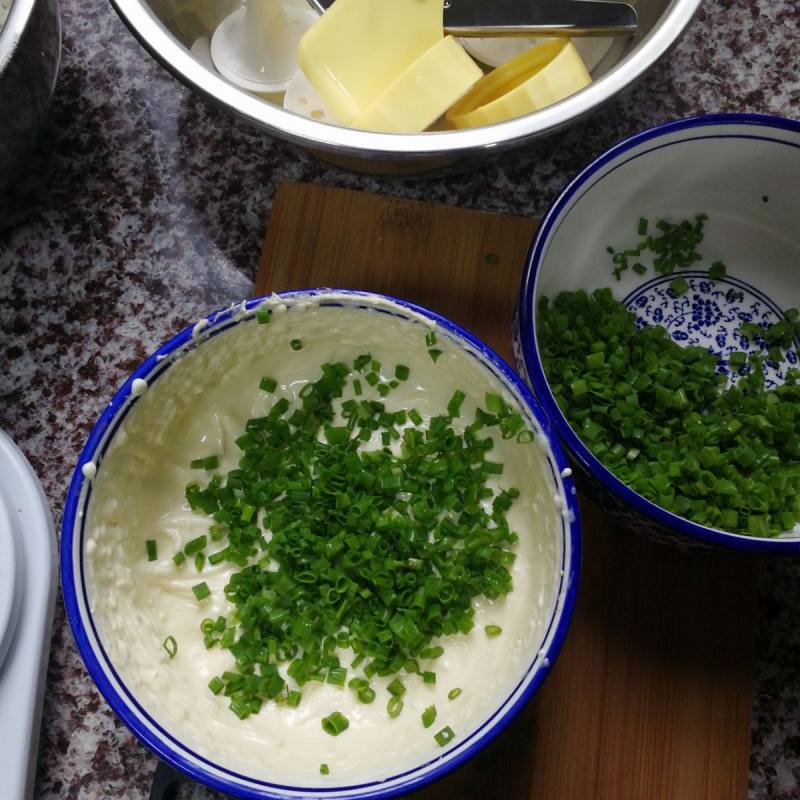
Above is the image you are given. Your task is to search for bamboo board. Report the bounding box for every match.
[256,182,757,800]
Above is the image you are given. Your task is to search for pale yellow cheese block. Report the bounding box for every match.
[447,40,591,129]
[351,36,482,133]
[297,0,444,125]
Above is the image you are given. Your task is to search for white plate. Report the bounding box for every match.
[0,470,22,669]
[0,431,56,800]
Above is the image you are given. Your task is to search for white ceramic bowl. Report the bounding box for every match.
[62,289,580,798]
[516,113,800,553]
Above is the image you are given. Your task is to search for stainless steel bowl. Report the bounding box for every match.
[0,0,61,194]
[109,0,700,171]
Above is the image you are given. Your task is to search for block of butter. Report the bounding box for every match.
[297,0,444,125]
[447,40,591,129]
[352,36,482,133]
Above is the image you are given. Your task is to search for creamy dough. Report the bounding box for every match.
[86,301,563,786]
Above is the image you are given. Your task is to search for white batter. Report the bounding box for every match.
[85,300,563,786]
[0,1,12,31]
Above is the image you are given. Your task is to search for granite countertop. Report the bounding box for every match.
[1,0,799,797]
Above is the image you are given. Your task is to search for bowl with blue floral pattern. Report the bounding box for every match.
[515,113,800,553]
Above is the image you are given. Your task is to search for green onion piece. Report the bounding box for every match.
[448,688,462,700]
[146,539,157,561]
[428,348,442,363]
[320,764,329,775]
[357,687,376,704]
[287,690,302,707]
[353,353,371,371]
[163,635,178,659]
[259,377,278,393]
[194,552,205,572]
[409,409,423,426]
[421,705,437,728]
[185,535,207,555]
[670,277,689,296]
[708,260,727,280]
[434,726,455,747]
[422,671,436,685]
[485,625,502,637]
[387,696,404,718]
[255,308,271,324]
[192,582,211,601]
[387,678,406,696]
[425,331,437,347]
[208,676,224,694]
[638,217,649,236]
[485,393,504,414]
[327,666,347,686]
[447,390,466,418]
[172,551,186,566]
[395,364,410,381]
[190,456,219,470]
[290,339,302,351]
[321,711,350,736]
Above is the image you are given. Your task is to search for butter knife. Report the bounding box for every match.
[304,0,639,37]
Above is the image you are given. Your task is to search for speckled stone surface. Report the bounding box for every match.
[1,0,799,797]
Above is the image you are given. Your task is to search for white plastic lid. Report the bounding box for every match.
[210,0,318,93]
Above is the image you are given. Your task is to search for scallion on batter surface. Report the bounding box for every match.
[179,355,530,721]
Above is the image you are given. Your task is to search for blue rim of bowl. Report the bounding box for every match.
[61,288,582,799]
[519,111,800,555]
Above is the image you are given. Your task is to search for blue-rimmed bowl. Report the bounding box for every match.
[516,113,800,554]
[61,289,580,799]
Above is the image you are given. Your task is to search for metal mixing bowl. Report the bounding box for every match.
[0,0,61,194]
[110,0,700,170]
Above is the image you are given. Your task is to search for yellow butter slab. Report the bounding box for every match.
[352,36,482,133]
[447,40,591,129]
[297,0,443,125]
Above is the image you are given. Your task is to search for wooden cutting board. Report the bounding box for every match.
[257,183,758,800]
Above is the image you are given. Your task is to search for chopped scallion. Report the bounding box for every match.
[146,539,157,561]
[421,705,437,728]
[192,582,211,601]
[163,635,178,659]
[321,711,349,736]
[434,726,455,746]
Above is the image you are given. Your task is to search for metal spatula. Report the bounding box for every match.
[304,0,639,37]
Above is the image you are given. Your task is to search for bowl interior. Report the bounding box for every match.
[523,116,800,548]
[114,0,690,160]
[62,291,579,798]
